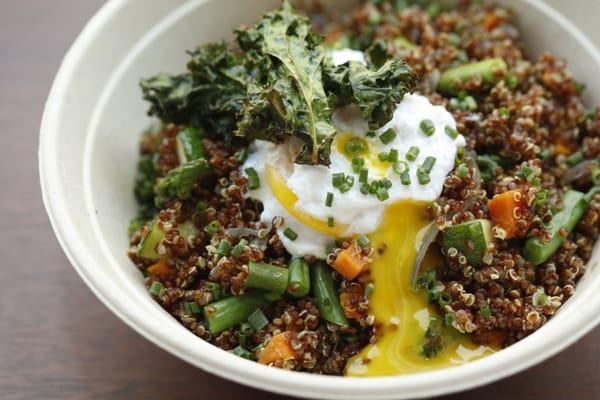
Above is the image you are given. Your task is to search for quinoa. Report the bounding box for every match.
[128,0,600,373]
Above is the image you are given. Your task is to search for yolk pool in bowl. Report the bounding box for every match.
[265,160,495,376]
[335,133,390,177]
[346,202,496,376]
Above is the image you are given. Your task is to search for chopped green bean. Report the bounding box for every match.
[287,257,310,297]
[311,261,349,327]
[203,291,269,334]
[244,261,289,294]
[438,58,508,94]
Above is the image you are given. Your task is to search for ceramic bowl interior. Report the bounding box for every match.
[40,0,600,399]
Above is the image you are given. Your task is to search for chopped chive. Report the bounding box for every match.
[345,175,355,187]
[376,188,389,201]
[419,119,436,136]
[240,322,255,336]
[357,235,371,248]
[539,148,552,161]
[366,130,376,137]
[344,138,366,156]
[418,172,431,185]
[196,200,209,212]
[231,239,248,258]
[456,164,469,178]
[379,128,397,144]
[238,333,248,349]
[567,151,584,166]
[444,126,459,139]
[332,172,345,188]
[378,152,389,162]
[339,183,351,193]
[217,239,232,258]
[248,309,269,331]
[352,157,365,173]
[235,148,249,164]
[380,177,392,189]
[400,170,411,185]
[233,346,254,360]
[325,192,334,207]
[359,168,369,183]
[365,283,375,298]
[206,282,221,300]
[283,227,298,241]
[149,281,163,296]
[328,216,335,228]
[184,301,201,314]
[406,146,420,161]
[388,149,399,162]
[480,305,492,319]
[421,156,436,173]
[360,183,370,194]
[245,167,260,190]
[444,313,455,326]
[205,220,222,236]
[393,161,408,174]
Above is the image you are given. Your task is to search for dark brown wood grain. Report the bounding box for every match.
[0,1,598,399]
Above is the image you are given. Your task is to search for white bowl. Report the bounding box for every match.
[40,0,600,398]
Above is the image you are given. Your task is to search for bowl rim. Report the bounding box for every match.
[39,0,600,398]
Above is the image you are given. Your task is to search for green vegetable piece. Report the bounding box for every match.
[442,219,493,266]
[231,238,248,258]
[247,308,269,331]
[177,221,199,245]
[137,220,165,260]
[154,158,211,206]
[235,1,335,165]
[523,189,594,265]
[176,127,205,164]
[437,58,508,94]
[233,346,255,360]
[244,261,289,295]
[324,58,416,130]
[287,257,311,297]
[477,154,501,183]
[203,291,269,334]
[311,261,349,327]
[149,281,163,296]
[283,227,298,241]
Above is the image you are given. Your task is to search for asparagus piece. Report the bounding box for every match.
[524,188,599,265]
[442,219,492,267]
[244,261,289,295]
[203,291,268,334]
[311,261,349,327]
[437,58,507,94]
[287,257,311,297]
[137,219,165,260]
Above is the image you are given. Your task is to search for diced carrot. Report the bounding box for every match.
[258,332,296,365]
[553,138,572,156]
[482,13,501,31]
[333,245,369,280]
[147,259,171,279]
[488,190,523,239]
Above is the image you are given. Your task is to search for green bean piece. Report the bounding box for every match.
[311,261,349,327]
[523,189,597,265]
[244,261,289,295]
[176,127,205,163]
[203,291,269,334]
[287,257,311,297]
[437,58,507,94]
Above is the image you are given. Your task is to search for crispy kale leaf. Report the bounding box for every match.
[154,158,211,206]
[324,59,416,129]
[140,1,416,165]
[141,43,246,140]
[235,1,335,165]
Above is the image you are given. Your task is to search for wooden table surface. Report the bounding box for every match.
[1,1,598,399]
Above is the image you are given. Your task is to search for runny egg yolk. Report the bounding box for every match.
[265,165,348,237]
[345,201,496,376]
[335,133,390,177]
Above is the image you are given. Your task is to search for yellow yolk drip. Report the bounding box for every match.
[335,133,390,177]
[265,166,348,237]
[345,201,495,376]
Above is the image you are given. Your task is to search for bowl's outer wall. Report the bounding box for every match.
[40,1,600,399]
